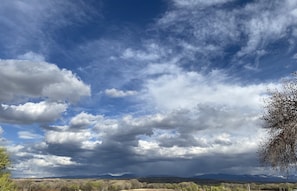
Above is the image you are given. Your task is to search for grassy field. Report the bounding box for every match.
[12,178,297,191]
[122,189,175,191]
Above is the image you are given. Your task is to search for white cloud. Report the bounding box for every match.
[70,112,101,129]
[33,154,76,166]
[0,60,90,125]
[12,154,77,178]
[0,0,96,55]
[0,126,3,135]
[143,67,274,111]
[18,131,43,140]
[9,97,269,177]
[135,140,208,159]
[7,145,28,158]
[143,59,182,76]
[17,51,45,62]
[45,130,92,145]
[0,101,67,124]
[237,0,297,57]
[44,113,103,149]
[81,140,102,150]
[0,60,90,103]
[156,0,297,71]
[7,142,78,177]
[105,88,137,98]
[173,0,234,8]
[43,112,108,149]
[121,43,165,61]
[134,125,265,159]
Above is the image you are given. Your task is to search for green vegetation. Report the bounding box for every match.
[12,178,297,191]
[0,147,16,191]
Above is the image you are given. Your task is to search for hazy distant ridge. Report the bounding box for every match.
[42,173,295,183]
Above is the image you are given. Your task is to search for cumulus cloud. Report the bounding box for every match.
[132,103,264,157]
[0,101,67,124]
[6,51,276,177]
[0,60,90,103]
[142,66,274,112]
[10,86,268,177]
[40,112,103,153]
[7,143,78,178]
[45,130,94,148]
[70,112,101,129]
[0,60,90,125]
[13,154,77,178]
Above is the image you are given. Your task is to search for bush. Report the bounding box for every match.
[0,148,16,191]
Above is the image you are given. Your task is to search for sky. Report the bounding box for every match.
[1,0,297,178]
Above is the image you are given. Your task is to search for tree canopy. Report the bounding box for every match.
[259,73,297,172]
[0,148,15,191]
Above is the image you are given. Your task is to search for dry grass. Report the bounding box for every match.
[122,189,175,191]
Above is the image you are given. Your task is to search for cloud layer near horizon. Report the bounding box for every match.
[6,63,273,177]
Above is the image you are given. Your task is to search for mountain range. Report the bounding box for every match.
[49,173,297,183]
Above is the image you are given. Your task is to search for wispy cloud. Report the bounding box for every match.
[17,51,45,62]
[121,43,166,61]
[0,0,97,57]
[18,131,43,140]
[155,0,297,74]
[172,0,234,8]
[237,1,297,57]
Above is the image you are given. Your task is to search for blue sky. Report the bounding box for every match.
[1,0,297,178]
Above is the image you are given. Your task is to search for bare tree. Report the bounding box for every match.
[259,73,297,171]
